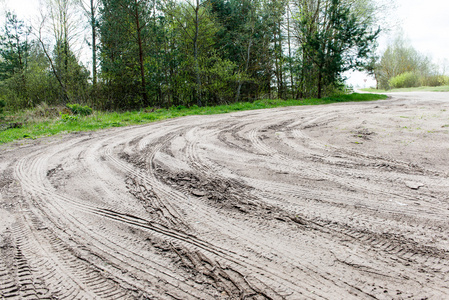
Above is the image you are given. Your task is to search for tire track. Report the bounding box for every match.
[2,94,448,299]
[13,140,223,299]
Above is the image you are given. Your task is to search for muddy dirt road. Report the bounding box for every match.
[1,92,449,299]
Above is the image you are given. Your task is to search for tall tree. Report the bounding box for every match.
[296,0,379,98]
[99,0,155,108]
[0,12,31,104]
[79,0,100,88]
[33,0,88,103]
[0,12,31,80]
[210,0,257,101]
[167,0,214,106]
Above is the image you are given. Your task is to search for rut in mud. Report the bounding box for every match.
[1,92,449,299]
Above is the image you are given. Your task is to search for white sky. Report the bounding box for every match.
[3,0,449,87]
[346,0,449,87]
[397,0,449,62]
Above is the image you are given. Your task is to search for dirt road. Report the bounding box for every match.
[1,92,448,299]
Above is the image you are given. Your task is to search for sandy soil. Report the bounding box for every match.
[1,92,448,299]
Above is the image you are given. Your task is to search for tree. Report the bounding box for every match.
[165,0,240,106]
[166,0,215,107]
[0,13,64,109]
[0,12,31,81]
[33,0,88,104]
[374,35,440,89]
[295,0,379,98]
[99,0,157,108]
[79,0,100,88]
[210,0,257,101]
[0,12,31,106]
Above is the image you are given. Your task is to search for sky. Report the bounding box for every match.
[2,0,449,87]
[347,0,449,87]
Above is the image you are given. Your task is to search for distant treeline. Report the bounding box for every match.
[0,0,382,111]
[373,35,449,90]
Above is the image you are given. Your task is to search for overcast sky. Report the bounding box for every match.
[3,0,449,87]
[396,0,449,63]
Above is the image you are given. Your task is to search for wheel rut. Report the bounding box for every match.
[1,93,449,299]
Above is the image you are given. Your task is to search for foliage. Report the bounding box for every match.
[0,12,31,81]
[421,75,449,87]
[362,85,449,93]
[60,112,79,122]
[0,0,382,110]
[388,72,420,89]
[52,40,90,104]
[66,103,93,116]
[374,35,446,90]
[297,0,380,98]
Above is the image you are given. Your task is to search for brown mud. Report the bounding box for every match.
[1,92,449,299]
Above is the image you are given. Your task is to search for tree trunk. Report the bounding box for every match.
[193,0,202,107]
[37,35,70,102]
[134,0,148,106]
[317,69,322,99]
[274,26,281,99]
[91,0,97,88]
[63,9,69,80]
[287,3,294,98]
[236,39,252,102]
[277,19,284,99]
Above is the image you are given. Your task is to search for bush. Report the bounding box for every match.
[388,72,420,88]
[60,112,79,122]
[66,103,93,116]
[421,75,449,87]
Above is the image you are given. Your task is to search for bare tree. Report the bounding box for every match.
[33,0,86,102]
[34,13,70,101]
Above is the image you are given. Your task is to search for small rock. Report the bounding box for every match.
[405,181,424,190]
[191,190,206,197]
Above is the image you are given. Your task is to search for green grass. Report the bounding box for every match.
[0,93,387,144]
[361,85,449,93]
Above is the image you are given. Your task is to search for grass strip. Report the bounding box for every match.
[361,85,449,93]
[0,93,387,144]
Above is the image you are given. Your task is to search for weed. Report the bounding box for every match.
[60,112,79,122]
[67,104,93,116]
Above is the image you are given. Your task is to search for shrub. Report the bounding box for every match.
[388,72,420,88]
[60,112,78,122]
[66,103,93,116]
[421,75,449,87]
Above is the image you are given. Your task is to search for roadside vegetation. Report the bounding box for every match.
[0,93,387,144]
[0,0,392,144]
[368,35,449,90]
[0,0,387,113]
[362,86,449,93]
